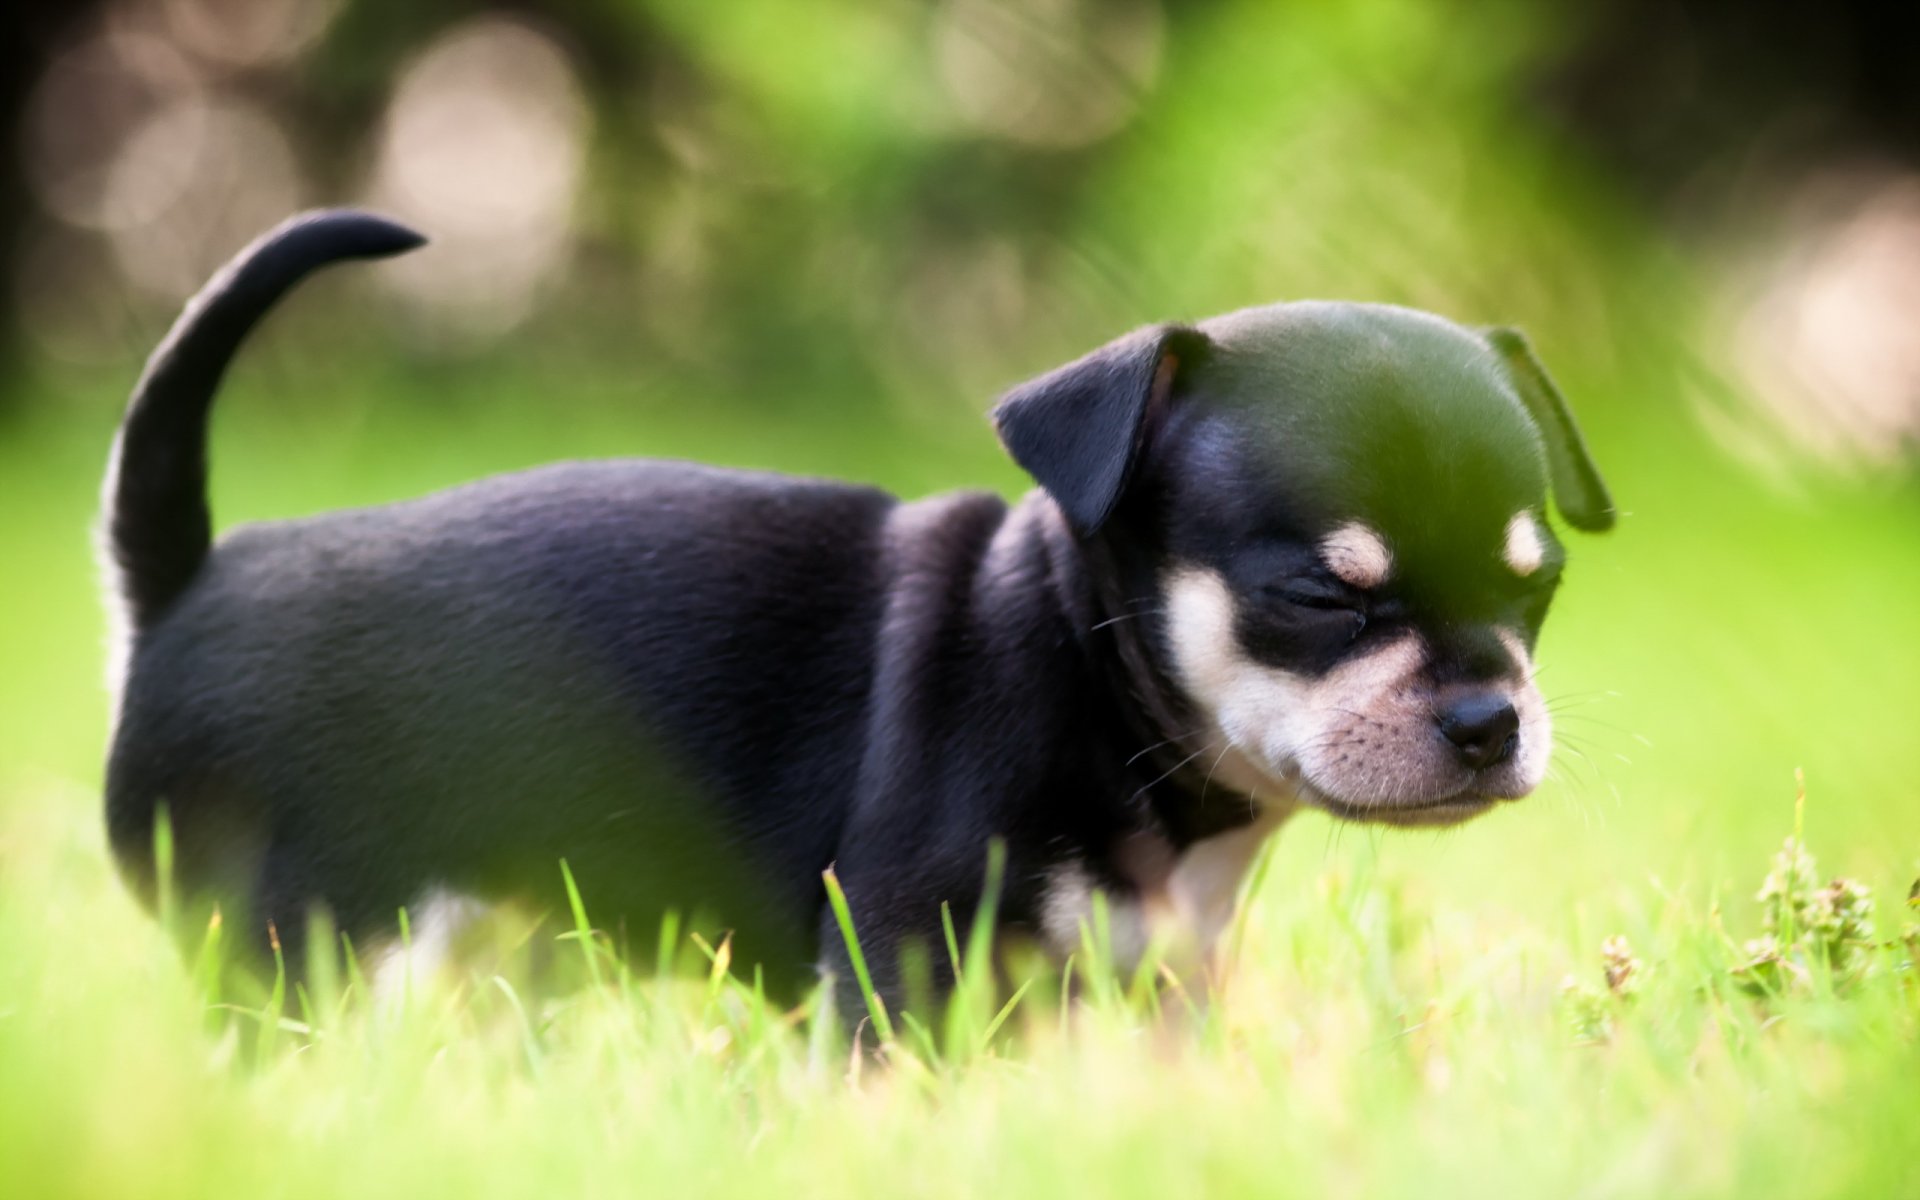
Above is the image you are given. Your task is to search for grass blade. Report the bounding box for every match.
[558,858,603,990]
[822,866,894,1044]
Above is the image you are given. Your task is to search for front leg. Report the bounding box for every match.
[814,853,1003,1035]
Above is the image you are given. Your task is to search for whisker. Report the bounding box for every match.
[1549,713,1651,747]
[1552,729,1632,769]
[1542,689,1620,709]
[1088,606,1164,633]
[1547,741,1608,793]
[1126,728,1209,767]
[1127,740,1221,806]
[1199,741,1236,805]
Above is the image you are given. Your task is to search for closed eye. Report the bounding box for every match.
[1264,578,1362,611]
[1257,577,1370,644]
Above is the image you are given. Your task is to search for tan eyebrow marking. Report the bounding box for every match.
[1318,522,1392,589]
[1504,511,1545,576]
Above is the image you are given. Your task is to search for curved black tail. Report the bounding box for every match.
[102,210,426,632]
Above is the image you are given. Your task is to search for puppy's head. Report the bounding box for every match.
[994,303,1614,827]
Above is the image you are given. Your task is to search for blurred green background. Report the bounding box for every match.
[3,0,1918,921]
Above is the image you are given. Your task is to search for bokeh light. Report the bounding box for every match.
[365,15,591,344]
[23,23,198,233]
[158,0,342,72]
[933,0,1165,148]
[1731,169,1920,467]
[107,96,308,299]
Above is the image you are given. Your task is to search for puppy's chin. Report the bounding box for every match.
[1230,753,1510,829]
[1298,781,1502,828]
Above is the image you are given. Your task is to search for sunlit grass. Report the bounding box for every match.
[1,769,1914,1200]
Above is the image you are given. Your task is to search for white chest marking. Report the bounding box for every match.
[1040,806,1292,969]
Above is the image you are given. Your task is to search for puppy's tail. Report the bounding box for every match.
[102,210,425,632]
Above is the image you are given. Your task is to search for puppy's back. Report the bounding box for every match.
[107,459,895,973]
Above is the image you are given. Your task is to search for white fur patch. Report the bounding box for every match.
[1319,522,1392,589]
[1038,806,1290,971]
[1039,862,1149,965]
[1161,807,1290,950]
[371,887,489,999]
[1503,511,1545,576]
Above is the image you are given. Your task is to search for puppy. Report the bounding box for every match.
[101,211,1613,1009]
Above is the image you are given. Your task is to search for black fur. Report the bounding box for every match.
[106,211,425,631]
[991,324,1205,534]
[1483,327,1616,532]
[102,211,1613,1012]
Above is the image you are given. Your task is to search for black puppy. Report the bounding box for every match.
[102,211,1612,1007]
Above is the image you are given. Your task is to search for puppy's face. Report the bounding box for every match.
[1154,516,1554,826]
[995,302,1615,828]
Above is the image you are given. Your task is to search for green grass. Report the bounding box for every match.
[2,354,1918,1198]
[2,769,1915,1198]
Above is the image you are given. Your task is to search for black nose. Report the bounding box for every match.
[1438,693,1519,770]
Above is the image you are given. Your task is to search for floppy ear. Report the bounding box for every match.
[991,324,1206,535]
[1483,327,1616,532]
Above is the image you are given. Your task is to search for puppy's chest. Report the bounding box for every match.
[1037,805,1291,967]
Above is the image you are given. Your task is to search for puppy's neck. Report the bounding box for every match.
[1030,497,1273,847]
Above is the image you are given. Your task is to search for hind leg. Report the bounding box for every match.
[105,769,273,970]
[247,830,436,994]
